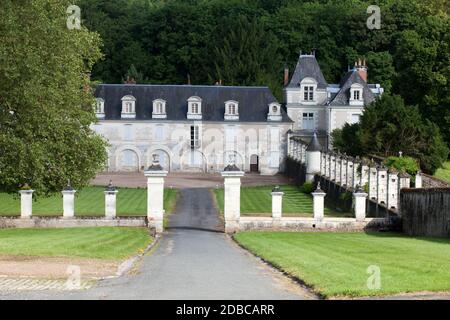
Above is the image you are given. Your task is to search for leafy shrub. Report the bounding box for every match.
[384,156,419,176]
[301,182,314,194]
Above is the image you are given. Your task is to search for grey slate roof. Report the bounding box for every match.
[328,71,376,106]
[306,132,322,151]
[94,84,292,123]
[287,55,328,89]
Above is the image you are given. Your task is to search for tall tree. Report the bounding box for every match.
[0,0,108,195]
[332,95,448,174]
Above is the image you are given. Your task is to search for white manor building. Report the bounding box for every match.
[92,54,383,174]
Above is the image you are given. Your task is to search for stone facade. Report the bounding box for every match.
[93,121,291,175]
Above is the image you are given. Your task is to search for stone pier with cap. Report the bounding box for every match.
[62,180,76,219]
[221,155,245,233]
[144,154,168,233]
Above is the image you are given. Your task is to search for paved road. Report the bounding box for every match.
[0,189,314,300]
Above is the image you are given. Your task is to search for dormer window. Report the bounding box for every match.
[350,84,364,106]
[187,96,202,120]
[300,77,317,103]
[95,98,105,119]
[152,99,167,119]
[224,100,239,121]
[121,95,136,119]
[267,102,282,121]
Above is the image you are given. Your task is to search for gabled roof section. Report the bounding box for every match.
[94,84,292,123]
[287,55,328,89]
[329,71,375,106]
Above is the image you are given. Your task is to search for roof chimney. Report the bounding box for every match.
[355,59,368,83]
[124,76,136,85]
[187,74,191,85]
[283,67,289,87]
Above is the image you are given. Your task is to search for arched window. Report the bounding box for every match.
[121,95,136,118]
[187,96,202,119]
[268,102,282,121]
[224,100,239,120]
[152,99,166,119]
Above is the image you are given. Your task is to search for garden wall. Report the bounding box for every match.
[0,217,147,229]
[401,188,450,237]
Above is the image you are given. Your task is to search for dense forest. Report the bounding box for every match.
[77,0,450,151]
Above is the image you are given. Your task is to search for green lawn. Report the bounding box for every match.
[435,161,450,184]
[0,186,178,217]
[234,231,450,298]
[213,185,351,217]
[0,227,152,260]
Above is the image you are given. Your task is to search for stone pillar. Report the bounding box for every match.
[62,181,76,219]
[287,131,293,157]
[104,180,118,219]
[144,155,168,233]
[361,161,369,188]
[221,157,244,234]
[271,186,284,221]
[335,156,342,184]
[330,153,336,181]
[342,156,348,187]
[399,172,411,190]
[19,189,34,219]
[387,170,399,211]
[368,165,378,200]
[321,153,327,175]
[353,186,368,222]
[305,132,322,182]
[312,182,326,221]
[377,166,388,205]
[415,171,423,188]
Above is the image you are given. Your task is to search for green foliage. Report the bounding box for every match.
[234,232,450,297]
[0,227,151,260]
[335,95,448,174]
[0,1,108,196]
[301,182,314,195]
[434,161,450,183]
[385,156,419,176]
[213,185,351,217]
[0,187,178,216]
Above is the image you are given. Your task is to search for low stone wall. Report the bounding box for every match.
[422,174,450,188]
[0,217,147,229]
[238,217,388,232]
[401,188,450,237]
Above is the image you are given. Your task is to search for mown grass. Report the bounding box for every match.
[0,186,178,217]
[234,231,450,298]
[434,161,450,184]
[0,227,152,260]
[213,185,351,217]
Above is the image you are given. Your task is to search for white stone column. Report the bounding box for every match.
[104,181,118,219]
[271,186,284,220]
[19,189,34,219]
[221,159,244,233]
[353,186,368,222]
[62,182,76,219]
[306,133,322,182]
[144,155,168,233]
[312,183,326,221]
[377,166,388,205]
[368,165,378,200]
[387,170,399,211]
[415,171,423,188]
